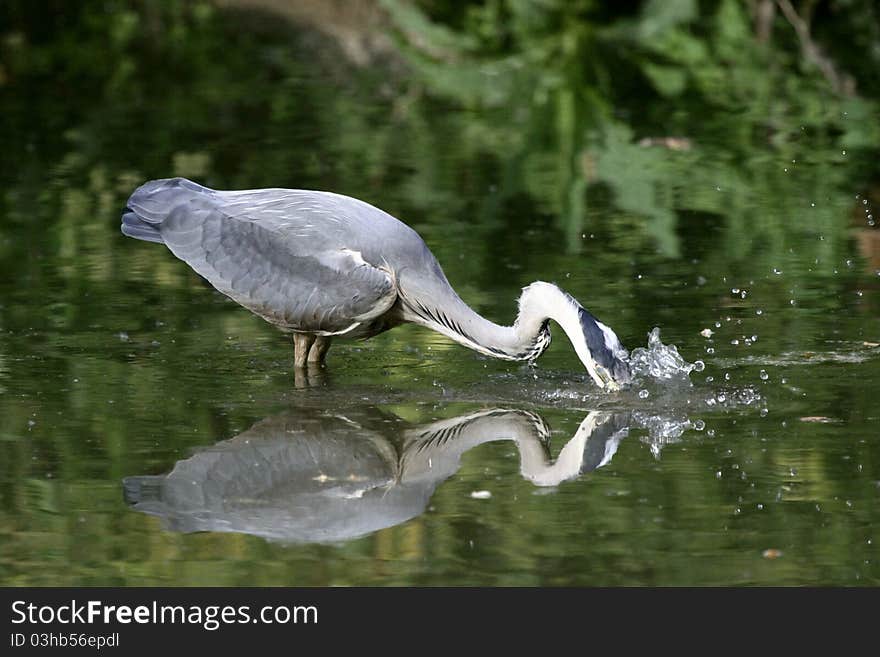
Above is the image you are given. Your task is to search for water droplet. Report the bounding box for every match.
[842,150,847,155]
[638,389,650,399]
[716,393,727,403]
[760,369,769,380]
[724,372,731,381]
[694,420,705,431]
[705,375,714,383]
[715,471,722,479]
[756,309,763,315]
[810,202,815,207]
[693,360,705,372]
[773,268,782,275]
[706,347,715,354]
[731,339,739,345]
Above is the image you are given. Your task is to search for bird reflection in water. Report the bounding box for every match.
[123,407,691,543]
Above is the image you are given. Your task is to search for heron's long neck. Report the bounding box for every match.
[403,280,581,362]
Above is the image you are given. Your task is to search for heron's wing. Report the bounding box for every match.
[158,190,397,334]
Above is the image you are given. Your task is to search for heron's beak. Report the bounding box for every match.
[600,374,621,392]
[593,362,629,391]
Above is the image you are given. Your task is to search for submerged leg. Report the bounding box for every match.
[293,333,316,368]
[293,364,327,389]
[308,336,332,365]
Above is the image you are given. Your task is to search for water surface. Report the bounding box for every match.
[1,3,879,586]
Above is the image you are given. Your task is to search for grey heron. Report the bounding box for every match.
[123,407,631,543]
[121,177,631,389]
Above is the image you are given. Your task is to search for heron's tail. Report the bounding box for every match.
[120,177,213,244]
[121,475,164,506]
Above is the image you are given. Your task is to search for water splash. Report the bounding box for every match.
[632,410,693,458]
[628,327,696,383]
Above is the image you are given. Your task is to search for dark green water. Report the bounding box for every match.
[1,2,879,586]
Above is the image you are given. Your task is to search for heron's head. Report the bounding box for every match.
[575,307,632,391]
[518,282,632,390]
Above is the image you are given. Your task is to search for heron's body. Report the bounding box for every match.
[121,177,631,388]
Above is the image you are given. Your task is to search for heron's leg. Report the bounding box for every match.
[293,367,307,389]
[308,336,332,365]
[293,333,316,368]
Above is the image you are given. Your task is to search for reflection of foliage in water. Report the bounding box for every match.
[381,0,880,255]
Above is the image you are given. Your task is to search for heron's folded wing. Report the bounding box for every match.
[159,203,396,333]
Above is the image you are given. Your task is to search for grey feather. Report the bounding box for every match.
[123,178,412,334]
[120,177,632,387]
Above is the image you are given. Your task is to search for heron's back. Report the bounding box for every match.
[123,178,433,264]
[120,178,452,335]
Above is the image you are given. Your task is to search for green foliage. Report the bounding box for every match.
[0,1,879,586]
[381,0,880,256]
